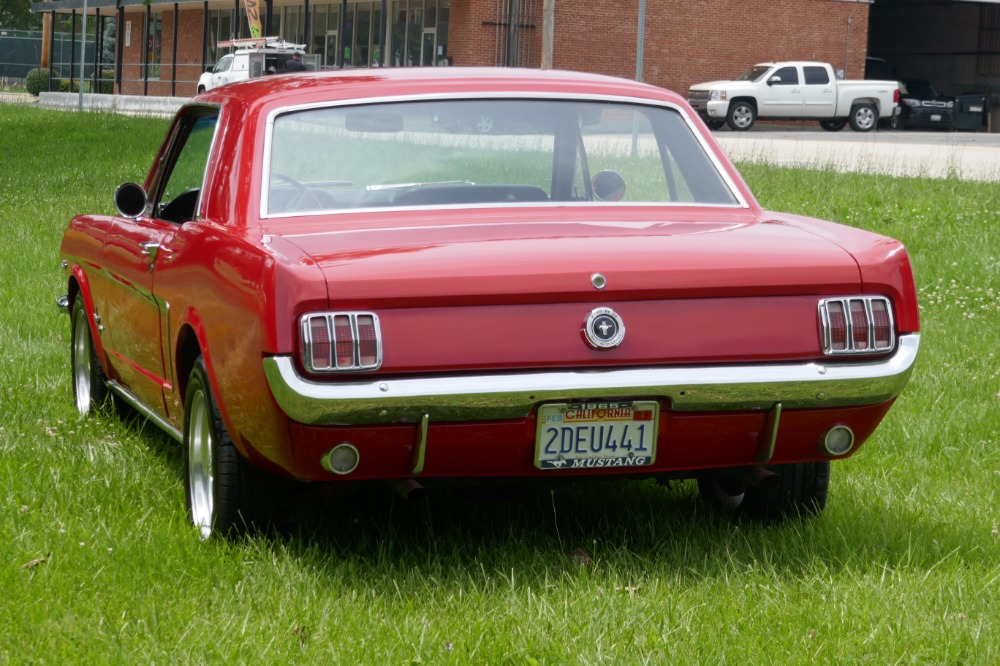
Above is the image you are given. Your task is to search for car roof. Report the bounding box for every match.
[193,67,687,111]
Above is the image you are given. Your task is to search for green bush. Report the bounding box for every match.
[58,78,82,93]
[99,68,115,94]
[24,68,51,96]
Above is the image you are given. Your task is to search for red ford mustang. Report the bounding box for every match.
[59,68,919,537]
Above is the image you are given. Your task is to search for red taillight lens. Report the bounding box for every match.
[820,297,894,356]
[333,315,354,368]
[301,312,382,372]
[309,317,331,369]
[850,300,870,351]
[826,301,847,351]
[357,315,379,367]
[871,299,892,349]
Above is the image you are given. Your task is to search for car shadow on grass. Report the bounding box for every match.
[267,475,990,585]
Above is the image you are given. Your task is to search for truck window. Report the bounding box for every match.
[771,66,799,86]
[804,66,830,85]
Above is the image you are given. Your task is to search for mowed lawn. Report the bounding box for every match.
[1,105,997,664]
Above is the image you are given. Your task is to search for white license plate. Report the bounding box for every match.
[931,114,942,122]
[535,401,658,470]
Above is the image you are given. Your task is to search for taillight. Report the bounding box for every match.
[819,297,894,355]
[893,88,900,104]
[301,312,382,372]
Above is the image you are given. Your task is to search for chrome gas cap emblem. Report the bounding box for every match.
[591,273,607,290]
[583,307,626,350]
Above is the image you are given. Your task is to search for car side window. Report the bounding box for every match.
[215,55,233,73]
[772,66,799,86]
[155,113,218,224]
[803,66,830,85]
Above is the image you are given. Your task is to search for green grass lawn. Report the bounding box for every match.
[1,105,997,663]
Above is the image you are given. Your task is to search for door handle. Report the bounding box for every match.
[139,241,160,260]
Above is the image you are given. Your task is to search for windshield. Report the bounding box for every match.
[264,99,739,216]
[734,65,772,82]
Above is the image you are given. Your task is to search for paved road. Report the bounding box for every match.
[4,92,997,181]
[715,127,1000,182]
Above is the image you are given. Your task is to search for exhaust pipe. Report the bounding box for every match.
[718,465,779,490]
[389,478,426,502]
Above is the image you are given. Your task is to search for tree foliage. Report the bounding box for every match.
[0,0,42,31]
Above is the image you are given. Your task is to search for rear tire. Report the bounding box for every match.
[70,296,109,415]
[726,101,756,131]
[849,103,878,132]
[706,119,726,131]
[184,356,270,539]
[698,462,830,522]
[819,119,847,132]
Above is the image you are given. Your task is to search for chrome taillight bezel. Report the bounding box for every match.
[300,312,382,373]
[818,296,895,356]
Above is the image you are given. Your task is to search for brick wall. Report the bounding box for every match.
[452,0,868,95]
[113,0,868,99]
[120,6,205,97]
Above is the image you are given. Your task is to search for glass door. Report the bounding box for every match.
[421,29,436,66]
[324,31,338,68]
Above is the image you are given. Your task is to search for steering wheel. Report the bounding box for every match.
[270,172,324,211]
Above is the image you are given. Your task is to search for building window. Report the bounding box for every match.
[147,15,162,79]
[980,6,1000,77]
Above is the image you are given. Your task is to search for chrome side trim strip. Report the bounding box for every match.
[106,380,184,443]
[263,334,919,427]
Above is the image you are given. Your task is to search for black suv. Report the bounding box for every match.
[892,79,955,131]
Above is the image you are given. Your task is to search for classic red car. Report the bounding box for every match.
[60,68,919,537]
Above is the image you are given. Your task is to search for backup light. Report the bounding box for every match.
[821,425,855,457]
[819,297,895,356]
[321,443,360,475]
[301,312,382,372]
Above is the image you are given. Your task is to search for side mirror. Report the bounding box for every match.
[592,170,626,202]
[114,182,148,218]
[767,75,781,86]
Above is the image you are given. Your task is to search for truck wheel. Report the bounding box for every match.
[819,119,847,132]
[726,101,756,131]
[706,119,725,131]
[197,85,206,94]
[849,103,877,132]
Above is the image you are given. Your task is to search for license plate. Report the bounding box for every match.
[931,114,942,122]
[535,401,658,470]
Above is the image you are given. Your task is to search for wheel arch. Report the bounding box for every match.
[730,96,758,111]
[850,97,881,114]
[175,322,204,411]
[66,268,107,363]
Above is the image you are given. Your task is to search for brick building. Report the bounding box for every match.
[29,0,879,98]
[67,0,1000,108]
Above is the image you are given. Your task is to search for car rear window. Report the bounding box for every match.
[264,98,740,216]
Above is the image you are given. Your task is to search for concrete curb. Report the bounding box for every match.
[37,92,188,117]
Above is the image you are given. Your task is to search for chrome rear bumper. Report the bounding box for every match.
[263,334,919,426]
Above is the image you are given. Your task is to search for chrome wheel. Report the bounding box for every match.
[850,104,877,132]
[186,382,215,539]
[726,101,756,131]
[70,297,108,415]
[71,305,93,415]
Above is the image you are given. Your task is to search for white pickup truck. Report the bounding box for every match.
[196,39,312,94]
[688,61,899,132]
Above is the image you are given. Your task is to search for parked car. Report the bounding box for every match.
[60,68,920,538]
[892,79,955,131]
[688,61,899,132]
[196,38,310,93]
